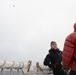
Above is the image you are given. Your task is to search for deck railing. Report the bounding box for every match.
[33,62,53,75]
[0,60,32,75]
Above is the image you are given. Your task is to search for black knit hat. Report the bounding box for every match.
[50,41,56,46]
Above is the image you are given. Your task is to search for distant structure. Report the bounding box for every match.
[0,60,53,75]
[0,60,32,75]
[33,62,53,75]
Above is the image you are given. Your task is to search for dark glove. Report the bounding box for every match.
[48,64,56,69]
[55,63,62,70]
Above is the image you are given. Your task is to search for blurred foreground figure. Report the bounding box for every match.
[62,23,76,75]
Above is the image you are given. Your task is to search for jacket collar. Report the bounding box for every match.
[49,48,59,53]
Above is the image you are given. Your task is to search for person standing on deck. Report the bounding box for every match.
[43,41,66,75]
[62,23,76,75]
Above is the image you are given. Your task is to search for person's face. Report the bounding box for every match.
[51,43,58,50]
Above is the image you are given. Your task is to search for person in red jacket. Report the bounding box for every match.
[62,23,76,75]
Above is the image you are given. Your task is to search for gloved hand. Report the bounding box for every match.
[55,63,62,70]
[63,67,70,73]
[48,64,56,69]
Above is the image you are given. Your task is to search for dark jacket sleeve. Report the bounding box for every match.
[43,54,51,66]
[43,54,56,69]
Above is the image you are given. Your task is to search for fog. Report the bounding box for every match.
[0,0,76,65]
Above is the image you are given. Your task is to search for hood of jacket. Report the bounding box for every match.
[74,23,76,32]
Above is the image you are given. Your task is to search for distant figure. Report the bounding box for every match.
[43,41,66,75]
[13,5,15,7]
[62,23,76,75]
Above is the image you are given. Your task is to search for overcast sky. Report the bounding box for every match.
[0,0,76,65]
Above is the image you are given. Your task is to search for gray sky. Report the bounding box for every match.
[0,0,76,65]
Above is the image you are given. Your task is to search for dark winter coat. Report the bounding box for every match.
[43,49,62,69]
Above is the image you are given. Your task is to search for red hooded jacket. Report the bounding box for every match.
[62,23,76,71]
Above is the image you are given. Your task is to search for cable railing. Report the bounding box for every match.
[0,61,53,75]
[33,62,53,75]
[0,60,32,75]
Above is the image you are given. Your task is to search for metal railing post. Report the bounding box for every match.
[17,69,19,75]
[10,69,13,75]
[1,68,4,75]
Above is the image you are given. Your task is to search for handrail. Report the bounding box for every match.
[0,60,32,75]
[33,62,53,75]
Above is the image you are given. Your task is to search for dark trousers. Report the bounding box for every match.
[53,68,66,75]
[69,70,76,75]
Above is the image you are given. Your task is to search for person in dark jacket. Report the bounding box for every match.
[62,23,76,75]
[44,41,66,75]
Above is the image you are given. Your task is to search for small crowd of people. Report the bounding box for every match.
[43,23,76,75]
